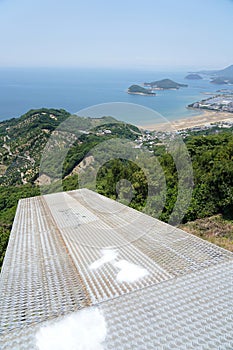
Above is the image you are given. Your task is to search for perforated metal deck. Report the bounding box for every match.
[0,189,233,349]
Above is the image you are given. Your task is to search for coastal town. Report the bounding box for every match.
[188,93,233,113]
[133,90,233,149]
[134,118,233,150]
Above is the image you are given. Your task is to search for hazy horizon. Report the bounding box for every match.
[0,64,231,72]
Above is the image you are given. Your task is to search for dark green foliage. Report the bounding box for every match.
[0,228,10,268]
[183,126,233,137]
[157,152,179,222]
[96,159,148,209]
[91,131,233,224]
[62,134,101,177]
[62,124,142,177]
[0,185,40,270]
[128,85,155,95]
[92,122,141,140]
[144,79,188,89]
[63,175,79,191]
[184,132,233,221]
[0,108,70,136]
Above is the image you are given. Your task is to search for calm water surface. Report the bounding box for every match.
[0,67,220,125]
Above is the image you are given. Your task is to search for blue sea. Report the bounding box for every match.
[0,67,220,126]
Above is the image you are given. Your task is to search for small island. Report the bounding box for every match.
[127,84,156,96]
[144,78,188,90]
[185,73,202,80]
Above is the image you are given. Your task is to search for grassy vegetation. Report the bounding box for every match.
[180,215,233,251]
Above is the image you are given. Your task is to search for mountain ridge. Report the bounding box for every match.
[196,64,233,78]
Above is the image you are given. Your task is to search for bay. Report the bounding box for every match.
[0,67,219,125]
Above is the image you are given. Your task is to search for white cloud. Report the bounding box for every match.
[114,260,149,283]
[89,249,118,270]
[89,250,149,283]
[36,308,107,350]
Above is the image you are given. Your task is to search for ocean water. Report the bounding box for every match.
[0,67,219,126]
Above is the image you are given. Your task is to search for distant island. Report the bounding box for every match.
[144,79,188,90]
[185,74,202,80]
[196,64,233,77]
[127,84,156,96]
[194,64,233,86]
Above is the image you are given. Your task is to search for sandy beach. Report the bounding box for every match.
[138,110,233,132]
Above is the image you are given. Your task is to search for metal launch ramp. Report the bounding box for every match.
[0,189,233,349]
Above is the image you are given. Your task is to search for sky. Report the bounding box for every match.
[0,0,233,69]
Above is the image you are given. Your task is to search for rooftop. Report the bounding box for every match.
[1,189,233,349]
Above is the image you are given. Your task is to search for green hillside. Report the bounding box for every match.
[0,109,121,185]
[144,79,188,89]
[127,84,156,95]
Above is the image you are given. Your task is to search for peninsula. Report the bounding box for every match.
[195,64,233,86]
[127,84,156,96]
[144,78,188,90]
[197,64,233,77]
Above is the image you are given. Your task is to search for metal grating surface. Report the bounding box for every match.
[43,192,173,303]
[70,189,233,276]
[1,262,233,350]
[1,188,233,349]
[101,261,233,350]
[0,196,91,336]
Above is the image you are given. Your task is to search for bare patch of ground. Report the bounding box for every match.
[179,214,233,252]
